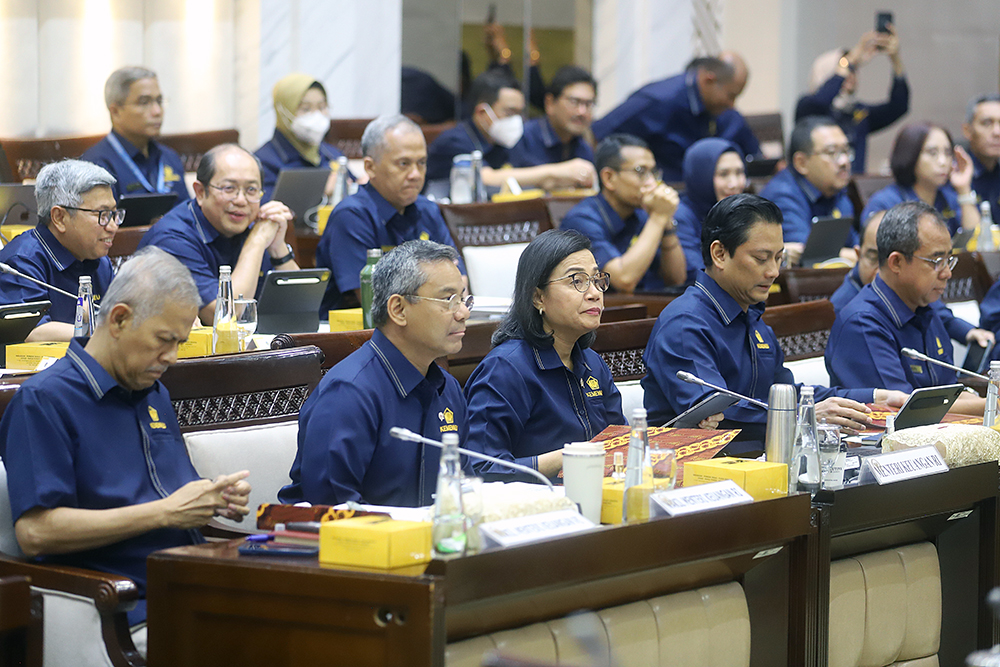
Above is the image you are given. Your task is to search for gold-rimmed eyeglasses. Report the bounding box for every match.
[544,271,611,293]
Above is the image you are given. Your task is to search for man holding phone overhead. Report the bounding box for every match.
[139,144,299,324]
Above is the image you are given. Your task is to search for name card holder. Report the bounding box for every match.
[479,509,595,549]
[857,445,948,486]
[649,480,754,518]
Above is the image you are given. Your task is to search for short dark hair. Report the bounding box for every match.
[686,57,735,83]
[492,229,596,350]
[876,200,949,267]
[548,66,597,100]
[469,69,520,107]
[594,134,650,188]
[701,193,782,266]
[966,93,1000,124]
[788,115,839,163]
[889,123,953,189]
[196,144,263,186]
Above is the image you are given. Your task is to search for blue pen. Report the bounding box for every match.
[245,534,273,542]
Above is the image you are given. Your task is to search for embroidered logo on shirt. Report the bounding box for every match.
[419,231,430,241]
[439,407,458,432]
[942,208,956,220]
[164,165,181,183]
[832,209,842,219]
[754,330,770,349]
[585,375,603,397]
[936,337,944,355]
[853,108,869,123]
[148,405,167,430]
[911,364,924,374]
[629,235,639,248]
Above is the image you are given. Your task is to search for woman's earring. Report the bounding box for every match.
[537,307,544,316]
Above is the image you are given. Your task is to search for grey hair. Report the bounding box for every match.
[96,247,200,327]
[104,66,158,108]
[371,240,459,328]
[876,201,948,267]
[360,114,422,161]
[966,93,1000,124]
[34,160,116,227]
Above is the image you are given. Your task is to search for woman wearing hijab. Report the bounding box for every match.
[255,73,356,202]
[674,138,746,283]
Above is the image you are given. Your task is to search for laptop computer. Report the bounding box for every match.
[0,184,38,229]
[256,269,331,334]
[800,216,855,267]
[118,193,177,227]
[272,168,331,223]
[744,156,780,178]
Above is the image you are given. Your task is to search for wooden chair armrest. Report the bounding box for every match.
[0,554,138,614]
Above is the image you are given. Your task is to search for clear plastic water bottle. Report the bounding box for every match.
[449,154,473,204]
[789,386,820,496]
[432,433,467,558]
[212,265,238,354]
[985,360,1000,428]
[360,248,382,329]
[329,155,350,209]
[470,150,486,203]
[978,201,996,252]
[73,275,95,338]
[623,407,649,521]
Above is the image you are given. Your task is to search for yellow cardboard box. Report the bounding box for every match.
[178,327,214,358]
[5,341,69,370]
[601,479,662,523]
[329,308,364,332]
[683,458,788,501]
[319,516,432,569]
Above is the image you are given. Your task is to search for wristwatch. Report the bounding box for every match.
[838,56,855,73]
[270,243,295,265]
[957,191,978,206]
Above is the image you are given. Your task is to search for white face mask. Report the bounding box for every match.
[290,110,330,146]
[484,104,524,149]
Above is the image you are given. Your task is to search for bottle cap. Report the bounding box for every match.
[768,384,797,409]
[991,360,1000,371]
[631,407,647,420]
[367,248,383,259]
[800,385,814,398]
[78,275,92,285]
[441,433,459,446]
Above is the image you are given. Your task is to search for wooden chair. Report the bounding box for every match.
[603,292,679,318]
[419,121,457,147]
[0,135,104,182]
[0,144,15,183]
[108,226,150,271]
[744,112,784,158]
[0,575,42,667]
[590,317,657,382]
[160,346,323,433]
[0,378,145,667]
[544,196,586,229]
[778,266,851,303]
[158,129,239,173]
[944,252,994,304]
[270,330,373,371]
[847,175,894,220]
[326,119,372,159]
[439,199,553,252]
[760,299,835,361]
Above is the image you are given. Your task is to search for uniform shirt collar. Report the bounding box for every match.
[871,273,918,329]
[110,130,159,160]
[539,117,565,150]
[64,337,154,402]
[462,119,491,151]
[186,200,222,245]
[595,193,630,235]
[970,150,999,179]
[685,69,706,117]
[530,341,593,377]
[270,130,296,163]
[363,183,413,224]
[848,264,863,291]
[368,328,446,398]
[33,225,80,272]
[792,170,826,205]
[692,271,760,325]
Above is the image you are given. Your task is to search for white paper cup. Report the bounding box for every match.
[562,441,606,523]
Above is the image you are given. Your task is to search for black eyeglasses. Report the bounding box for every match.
[208,183,263,202]
[405,293,475,313]
[62,206,126,228]
[544,271,611,293]
[619,165,663,182]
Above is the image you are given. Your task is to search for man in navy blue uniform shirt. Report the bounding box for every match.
[560,134,686,292]
[826,201,985,415]
[964,94,1000,215]
[759,116,855,266]
[0,248,251,647]
[316,115,464,313]
[426,70,596,192]
[592,54,761,182]
[139,144,297,324]
[0,160,119,341]
[508,66,598,185]
[830,209,993,350]
[80,67,189,204]
[280,240,470,507]
[641,194,903,453]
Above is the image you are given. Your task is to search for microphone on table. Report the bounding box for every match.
[0,262,77,300]
[901,347,988,381]
[389,427,555,491]
[675,370,770,410]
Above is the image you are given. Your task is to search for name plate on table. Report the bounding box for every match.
[479,509,595,549]
[649,480,754,518]
[857,446,948,485]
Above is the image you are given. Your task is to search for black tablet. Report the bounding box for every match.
[118,193,178,227]
[257,269,331,334]
[666,392,738,429]
[892,383,965,431]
